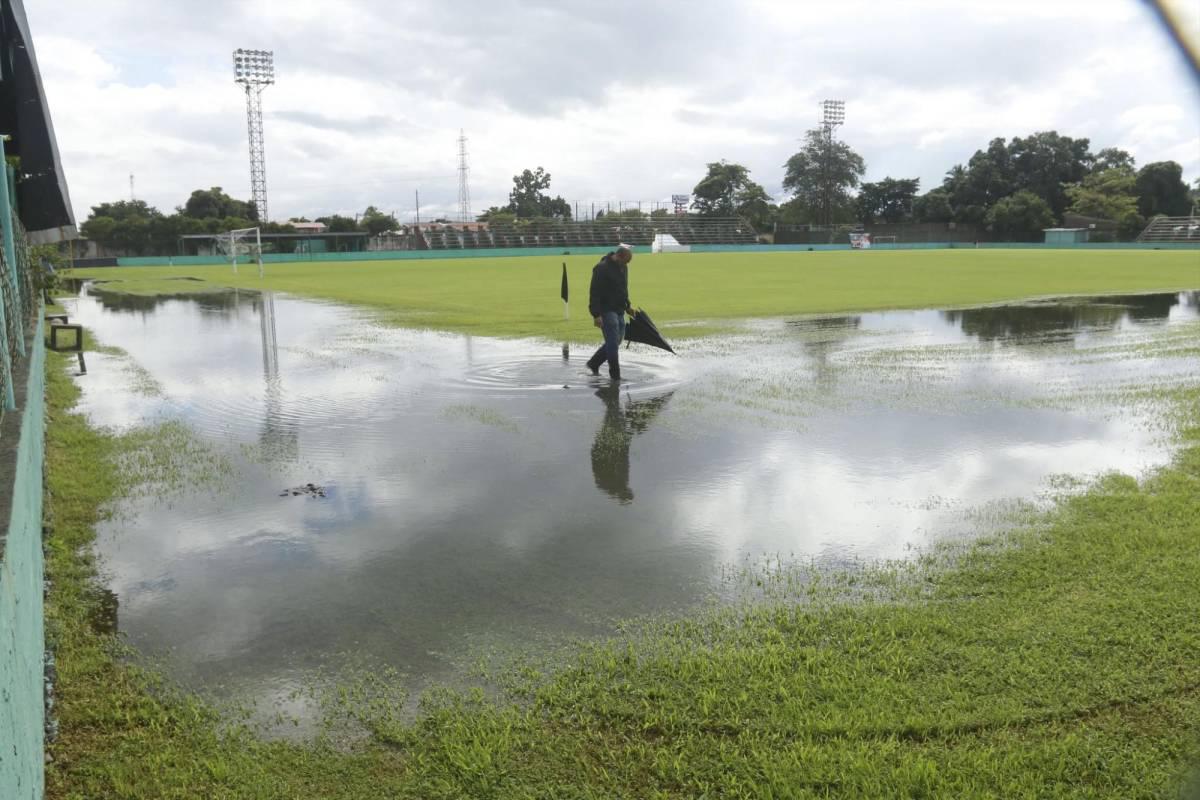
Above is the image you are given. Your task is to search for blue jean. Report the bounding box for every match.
[588,311,626,375]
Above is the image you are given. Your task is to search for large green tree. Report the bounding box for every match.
[943,138,1014,223]
[782,129,866,225]
[856,177,919,224]
[1007,131,1093,218]
[1093,147,1135,172]
[79,200,163,255]
[943,132,1094,223]
[359,206,399,236]
[691,161,773,228]
[182,187,258,221]
[1134,161,1191,218]
[506,167,571,220]
[315,214,360,233]
[1065,167,1143,239]
[912,189,954,223]
[985,190,1054,241]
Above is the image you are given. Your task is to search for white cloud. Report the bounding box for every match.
[24,0,1200,223]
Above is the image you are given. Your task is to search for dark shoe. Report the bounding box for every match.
[608,368,621,381]
[585,359,600,376]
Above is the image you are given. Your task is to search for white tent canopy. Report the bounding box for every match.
[651,232,690,253]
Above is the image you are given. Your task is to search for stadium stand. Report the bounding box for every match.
[418,216,757,251]
[1136,216,1200,244]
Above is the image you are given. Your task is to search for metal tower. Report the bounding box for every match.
[233,49,274,223]
[819,99,845,227]
[457,129,472,222]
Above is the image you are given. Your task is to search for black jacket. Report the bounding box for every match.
[588,254,630,317]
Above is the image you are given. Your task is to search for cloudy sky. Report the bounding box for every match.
[27,0,1200,225]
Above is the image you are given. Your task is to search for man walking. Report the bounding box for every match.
[585,244,634,380]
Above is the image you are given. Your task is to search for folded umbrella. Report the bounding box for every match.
[624,308,676,355]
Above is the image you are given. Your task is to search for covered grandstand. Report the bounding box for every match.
[418,216,757,251]
[172,216,760,257]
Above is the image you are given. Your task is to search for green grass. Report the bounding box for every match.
[71,249,1200,342]
[43,328,1200,797]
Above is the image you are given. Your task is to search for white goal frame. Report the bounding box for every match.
[214,227,264,277]
[872,235,898,245]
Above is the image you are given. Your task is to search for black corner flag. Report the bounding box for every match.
[560,262,569,319]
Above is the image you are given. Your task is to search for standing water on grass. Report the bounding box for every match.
[61,285,1199,727]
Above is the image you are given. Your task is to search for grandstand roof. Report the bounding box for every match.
[0,0,76,243]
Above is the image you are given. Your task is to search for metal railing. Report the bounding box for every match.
[1137,216,1200,243]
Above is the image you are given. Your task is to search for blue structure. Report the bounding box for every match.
[1043,228,1090,245]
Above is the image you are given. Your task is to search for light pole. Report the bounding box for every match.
[820,100,844,229]
[233,49,274,223]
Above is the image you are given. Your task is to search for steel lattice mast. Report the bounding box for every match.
[457,129,472,222]
[234,49,274,223]
[820,99,844,228]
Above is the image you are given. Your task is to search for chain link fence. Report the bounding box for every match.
[1,211,38,417]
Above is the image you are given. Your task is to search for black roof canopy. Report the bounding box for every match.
[0,0,76,242]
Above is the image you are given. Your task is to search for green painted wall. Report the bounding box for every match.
[112,240,1200,267]
[116,245,638,267]
[0,314,46,800]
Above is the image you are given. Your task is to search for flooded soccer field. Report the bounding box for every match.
[60,284,1199,722]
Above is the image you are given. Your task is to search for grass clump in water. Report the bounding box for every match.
[442,403,520,433]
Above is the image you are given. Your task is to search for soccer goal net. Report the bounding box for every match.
[872,235,898,245]
[213,227,264,276]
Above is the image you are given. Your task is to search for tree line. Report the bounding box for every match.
[81,130,1196,254]
[687,128,1196,240]
[79,187,401,256]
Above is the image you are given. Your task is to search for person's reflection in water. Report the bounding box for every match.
[590,384,673,504]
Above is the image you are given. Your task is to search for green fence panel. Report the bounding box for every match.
[109,240,1200,269]
[115,245,648,268]
[0,307,46,800]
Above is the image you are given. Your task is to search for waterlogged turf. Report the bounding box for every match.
[44,286,1200,797]
[69,248,1200,341]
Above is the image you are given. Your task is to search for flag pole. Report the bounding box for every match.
[561,262,569,320]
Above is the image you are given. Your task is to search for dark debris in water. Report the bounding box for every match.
[281,483,326,498]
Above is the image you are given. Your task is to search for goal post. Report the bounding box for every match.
[214,227,264,277]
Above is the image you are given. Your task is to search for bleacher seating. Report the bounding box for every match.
[416,216,757,252]
[1137,216,1200,244]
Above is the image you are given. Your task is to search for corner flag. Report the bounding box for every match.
[561,262,569,319]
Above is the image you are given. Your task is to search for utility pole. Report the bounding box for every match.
[129,174,135,202]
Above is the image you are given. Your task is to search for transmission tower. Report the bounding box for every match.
[233,49,274,223]
[818,100,845,228]
[457,129,472,222]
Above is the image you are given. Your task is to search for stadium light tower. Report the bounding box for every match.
[819,99,845,227]
[457,129,472,222]
[233,49,274,223]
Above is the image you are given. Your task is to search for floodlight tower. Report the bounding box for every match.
[457,129,472,222]
[233,49,274,223]
[819,99,845,227]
